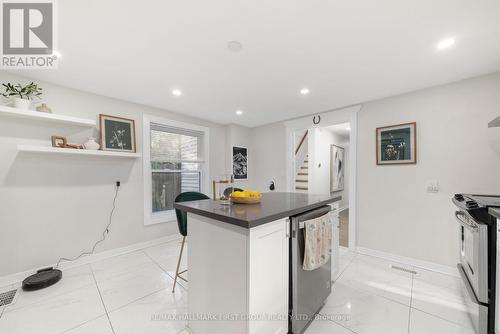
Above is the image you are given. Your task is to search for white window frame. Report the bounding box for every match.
[143,115,210,226]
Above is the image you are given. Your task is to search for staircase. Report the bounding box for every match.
[295,155,309,192]
[294,130,309,193]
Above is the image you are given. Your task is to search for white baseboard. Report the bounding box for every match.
[0,234,181,288]
[356,246,459,278]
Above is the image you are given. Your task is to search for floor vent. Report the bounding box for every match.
[390,265,418,275]
[0,289,18,307]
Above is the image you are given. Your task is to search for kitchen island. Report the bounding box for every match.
[174,192,340,334]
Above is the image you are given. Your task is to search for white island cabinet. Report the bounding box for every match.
[188,214,288,334]
[173,192,340,334]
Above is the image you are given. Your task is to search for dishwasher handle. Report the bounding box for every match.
[290,205,332,238]
[293,205,332,223]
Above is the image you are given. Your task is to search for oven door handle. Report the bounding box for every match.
[457,264,485,306]
[455,211,478,231]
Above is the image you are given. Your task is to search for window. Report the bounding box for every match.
[144,116,209,225]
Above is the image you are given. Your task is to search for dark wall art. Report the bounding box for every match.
[99,114,136,153]
[376,122,416,165]
[232,146,248,180]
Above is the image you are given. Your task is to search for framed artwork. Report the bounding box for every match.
[376,122,416,165]
[232,146,248,180]
[99,114,136,153]
[51,136,67,147]
[330,144,345,192]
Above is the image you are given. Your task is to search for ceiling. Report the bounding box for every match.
[8,0,500,127]
[326,123,351,139]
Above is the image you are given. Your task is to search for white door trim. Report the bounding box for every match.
[284,105,360,251]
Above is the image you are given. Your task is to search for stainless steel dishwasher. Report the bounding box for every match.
[289,205,333,334]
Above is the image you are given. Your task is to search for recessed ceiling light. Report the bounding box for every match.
[172,89,182,96]
[300,88,310,95]
[437,38,456,50]
[227,41,243,52]
[235,110,243,116]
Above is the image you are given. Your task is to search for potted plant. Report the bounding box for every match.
[2,82,42,109]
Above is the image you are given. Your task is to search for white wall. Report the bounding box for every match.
[249,122,288,192]
[0,73,226,276]
[357,72,500,267]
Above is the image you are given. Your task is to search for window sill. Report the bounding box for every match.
[145,210,177,226]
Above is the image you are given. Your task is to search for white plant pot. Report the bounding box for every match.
[13,98,31,109]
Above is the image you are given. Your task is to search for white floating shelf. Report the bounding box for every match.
[0,105,96,127]
[489,116,500,128]
[18,145,141,158]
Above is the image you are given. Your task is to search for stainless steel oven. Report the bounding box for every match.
[456,210,489,303]
[453,194,499,334]
[456,209,489,333]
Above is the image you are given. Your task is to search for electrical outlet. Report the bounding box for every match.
[426,180,439,193]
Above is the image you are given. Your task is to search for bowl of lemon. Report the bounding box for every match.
[230,190,262,204]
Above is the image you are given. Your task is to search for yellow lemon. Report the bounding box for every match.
[232,190,261,198]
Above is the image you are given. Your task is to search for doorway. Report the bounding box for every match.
[285,105,359,250]
[324,123,350,248]
[294,123,351,247]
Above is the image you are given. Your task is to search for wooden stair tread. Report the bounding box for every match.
[295,187,308,190]
[295,180,308,183]
[298,172,308,175]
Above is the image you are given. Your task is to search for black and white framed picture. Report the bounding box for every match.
[330,144,345,192]
[99,114,136,153]
[376,122,416,165]
[232,146,248,180]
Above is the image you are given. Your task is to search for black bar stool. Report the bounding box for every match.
[172,191,210,293]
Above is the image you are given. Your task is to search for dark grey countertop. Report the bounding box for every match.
[173,192,341,228]
[489,208,500,220]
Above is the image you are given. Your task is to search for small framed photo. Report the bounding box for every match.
[51,136,67,148]
[99,114,136,153]
[376,122,416,165]
[232,146,248,180]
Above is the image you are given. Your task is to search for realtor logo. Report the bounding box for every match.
[1,0,58,68]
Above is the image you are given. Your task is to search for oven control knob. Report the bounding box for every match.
[454,194,464,201]
[466,201,479,209]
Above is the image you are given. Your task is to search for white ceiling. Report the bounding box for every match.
[8,0,500,127]
[326,123,351,139]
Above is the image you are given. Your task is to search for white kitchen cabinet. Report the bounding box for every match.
[188,214,288,334]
